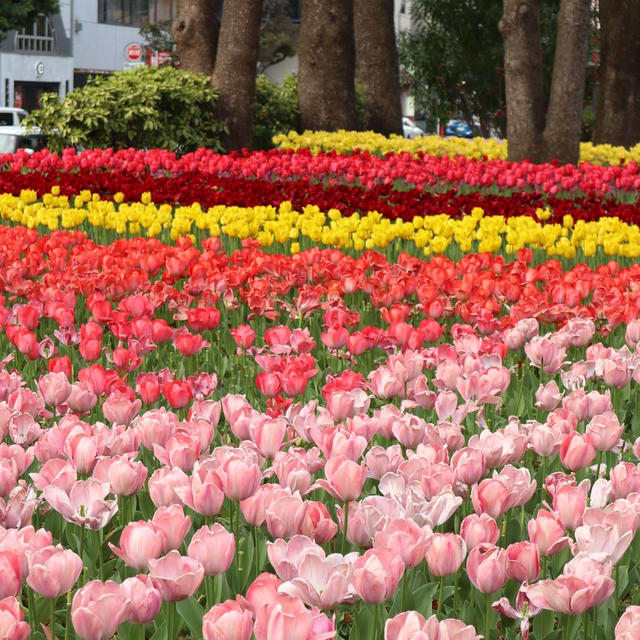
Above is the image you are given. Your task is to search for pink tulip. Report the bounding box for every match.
[135,407,178,450]
[253,591,335,640]
[202,599,253,640]
[559,431,596,471]
[552,483,586,530]
[26,545,83,599]
[244,572,283,611]
[43,478,117,530]
[218,454,263,501]
[460,513,500,550]
[299,500,338,544]
[278,552,355,609]
[148,466,190,507]
[30,458,77,493]
[384,611,481,640]
[108,520,167,570]
[148,550,204,602]
[585,411,624,452]
[0,596,30,640]
[174,466,225,517]
[493,588,542,640]
[616,605,640,640]
[425,533,466,577]
[352,547,405,604]
[0,550,21,599]
[525,554,615,615]
[153,430,201,472]
[36,371,72,407]
[151,504,192,553]
[102,390,142,426]
[92,454,147,497]
[524,337,567,375]
[373,517,432,568]
[527,509,571,556]
[71,580,129,640]
[451,447,486,486]
[187,524,235,576]
[315,454,367,503]
[120,575,162,624]
[266,491,307,539]
[535,380,563,411]
[466,543,508,594]
[506,541,540,583]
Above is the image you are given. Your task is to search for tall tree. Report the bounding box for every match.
[399,0,506,137]
[171,0,219,76]
[298,0,357,132]
[212,0,263,151]
[592,0,640,148]
[0,0,58,41]
[353,0,402,136]
[500,0,590,164]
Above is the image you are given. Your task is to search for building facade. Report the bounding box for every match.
[0,0,412,114]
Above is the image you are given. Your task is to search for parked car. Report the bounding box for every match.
[445,119,474,139]
[402,117,424,139]
[0,126,45,154]
[0,108,28,127]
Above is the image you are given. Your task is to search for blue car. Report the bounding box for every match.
[445,119,473,139]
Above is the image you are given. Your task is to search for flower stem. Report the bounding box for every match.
[50,597,56,640]
[166,601,176,640]
[485,593,492,640]
[342,501,349,554]
[372,603,379,638]
[436,576,444,618]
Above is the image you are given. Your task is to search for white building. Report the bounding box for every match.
[0,1,413,114]
[0,0,178,112]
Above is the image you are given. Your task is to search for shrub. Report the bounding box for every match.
[252,74,300,150]
[24,66,227,154]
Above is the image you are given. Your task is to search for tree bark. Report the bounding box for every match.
[298,0,357,132]
[212,0,263,151]
[171,0,218,76]
[592,0,640,148]
[541,0,590,163]
[500,0,590,164]
[354,0,403,135]
[499,0,546,161]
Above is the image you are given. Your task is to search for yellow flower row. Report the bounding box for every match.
[3,189,640,260]
[274,130,640,166]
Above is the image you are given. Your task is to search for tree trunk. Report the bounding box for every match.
[541,0,590,164]
[212,0,263,151]
[298,0,357,132]
[353,0,403,136]
[592,0,640,148]
[499,0,546,161]
[171,0,218,76]
[500,0,590,164]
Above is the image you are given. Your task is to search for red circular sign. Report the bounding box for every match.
[125,43,143,62]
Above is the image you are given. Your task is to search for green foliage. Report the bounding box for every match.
[399,0,560,134]
[259,0,299,73]
[138,20,179,67]
[252,74,299,150]
[0,0,58,41]
[23,66,226,154]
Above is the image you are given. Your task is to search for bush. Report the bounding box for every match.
[252,74,299,150]
[24,66,227,154]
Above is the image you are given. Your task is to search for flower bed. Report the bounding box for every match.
[0,140,639,640]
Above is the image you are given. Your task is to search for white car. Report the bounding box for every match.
[0,126,44,154]
[402,117,424,139]
[0,108,28,127]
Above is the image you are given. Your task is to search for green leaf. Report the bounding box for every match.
[176,597,205,640]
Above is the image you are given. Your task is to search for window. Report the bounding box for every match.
[98,0,150,27]
[16,16,55,52]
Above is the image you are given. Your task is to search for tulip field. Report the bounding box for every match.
[1,132,640,640]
